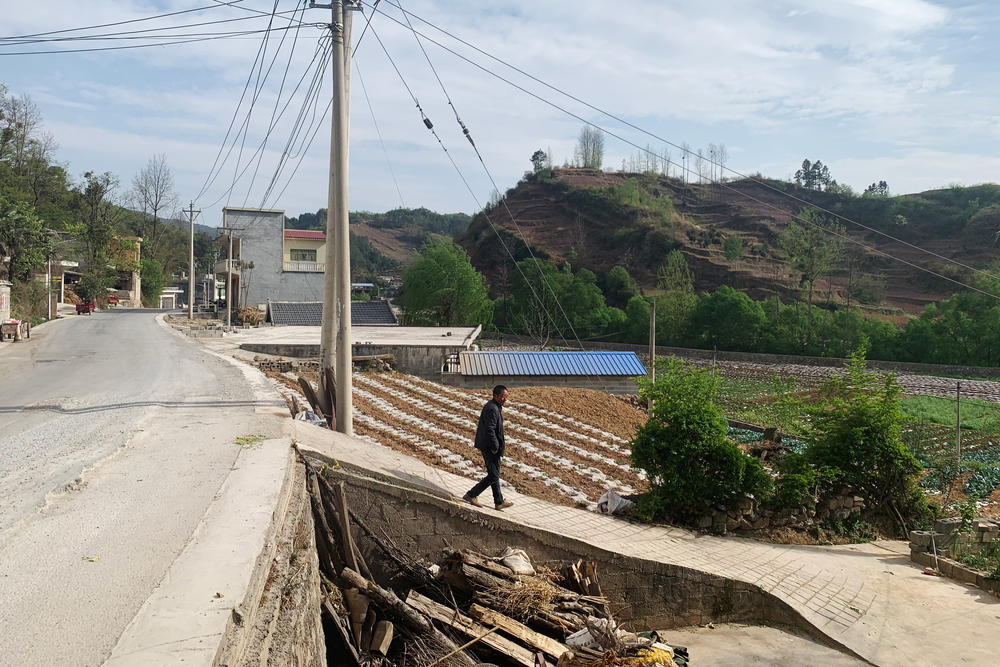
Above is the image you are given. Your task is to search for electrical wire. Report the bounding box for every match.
[393,0,591,353]
[0,26,303,56]
[0,1,250,40]
[366,22,578,349]
[355,60,406,208]
[368,2,1000,303]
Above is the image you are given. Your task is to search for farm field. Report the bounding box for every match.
[268,369,649,510]
[261,360,1000,520]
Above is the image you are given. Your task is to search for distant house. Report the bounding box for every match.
[215,207,326,309]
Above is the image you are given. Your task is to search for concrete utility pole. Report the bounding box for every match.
[956,381,962,461]
[188,201,200,319]
[316,0,355,435]
[648,299,656,383]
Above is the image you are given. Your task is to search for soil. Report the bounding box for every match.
[507,386,648,442]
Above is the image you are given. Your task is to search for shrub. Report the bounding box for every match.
[631,358,773,521]
[11,280,48,324]
[803,347,929,534]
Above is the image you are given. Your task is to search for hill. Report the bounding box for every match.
[286,207,472,275]
[456,169,1000,317]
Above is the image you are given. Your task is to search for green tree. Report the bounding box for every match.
[804,348,928,534]
[687,286,766,351]
[655,250,696,345]
[723,234,744,261]
[530,149,547,173]
[507,259,573,345]
[71,171,120,264]
[140,257,165,307]
[779,208,843,344]
[399,239,492,326]
[631,358,772,521]
[603,265,638,308]
[0,197,48,281]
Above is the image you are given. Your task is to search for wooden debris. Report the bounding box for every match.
[467,603,569,660]
[405,591,536,667]
[369,620,394,655]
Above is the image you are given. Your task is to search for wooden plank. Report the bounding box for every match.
[405,591,536,667]
[335,482,360,574]
[297,375,326,418]
[369,620,394,655]
[322,599,361,666]
[467,603,569,660]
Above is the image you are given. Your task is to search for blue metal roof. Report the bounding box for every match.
[459,351,647,377]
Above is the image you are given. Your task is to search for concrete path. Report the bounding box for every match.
[291,420,1000,666]
[0,311,289,666]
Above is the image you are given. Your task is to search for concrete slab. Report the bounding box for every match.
[228,324,481,348]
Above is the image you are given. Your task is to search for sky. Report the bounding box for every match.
[2,0,999,229]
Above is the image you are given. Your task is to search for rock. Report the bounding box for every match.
[697,515,712,529]
[752,517,769,530]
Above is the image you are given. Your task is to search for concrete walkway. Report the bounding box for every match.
[292,420,1000,666]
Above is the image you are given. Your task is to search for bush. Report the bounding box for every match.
[11,280,48,324]
[772,453,835,508]
[803,347,929,534]
[631,358,774,521]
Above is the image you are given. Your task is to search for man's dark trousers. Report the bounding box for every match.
[467,449,503,505]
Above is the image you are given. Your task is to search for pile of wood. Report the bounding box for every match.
[297,448,684,666]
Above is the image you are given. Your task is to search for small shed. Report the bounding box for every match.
[446,350,648,394]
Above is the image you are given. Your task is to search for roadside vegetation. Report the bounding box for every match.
[630,350,931,538]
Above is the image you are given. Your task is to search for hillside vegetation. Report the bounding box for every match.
[458,168,1000,317]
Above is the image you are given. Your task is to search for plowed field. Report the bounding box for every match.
[267,370,649,510]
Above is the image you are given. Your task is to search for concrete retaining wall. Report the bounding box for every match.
[311,458,813,635]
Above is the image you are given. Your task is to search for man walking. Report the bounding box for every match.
[463,385,514,510]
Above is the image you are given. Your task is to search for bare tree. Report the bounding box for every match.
[574,126,604,169]
[694,149,705,183]
[716,143,729,181]
[0,92,43,173]
[680,142,691,182]
[131,154,177,258]
[22,132,61,206]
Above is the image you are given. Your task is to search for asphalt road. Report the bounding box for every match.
[0,310,283,666]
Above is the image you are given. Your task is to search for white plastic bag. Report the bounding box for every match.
[497,546,535,575]
[597,489,635,515]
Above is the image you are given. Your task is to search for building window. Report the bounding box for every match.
[290,249,317,262]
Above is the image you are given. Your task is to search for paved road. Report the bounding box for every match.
[0,311,283,666]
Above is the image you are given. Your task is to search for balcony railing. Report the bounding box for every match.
[283,261,325,272]
[213,259,239,274]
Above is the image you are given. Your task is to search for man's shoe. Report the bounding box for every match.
[462,494,482,507]
[495,500,514,510]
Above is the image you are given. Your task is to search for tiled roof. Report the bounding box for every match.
[267,300,397,326]
[283,229,326,240]
[458,351,647,377]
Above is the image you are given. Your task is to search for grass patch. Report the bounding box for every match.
[716,373,811,435]
[234,433,266,448]
[900,395,1000,431]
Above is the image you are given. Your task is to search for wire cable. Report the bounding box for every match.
[393,0,590,352]
[367,22,578,349]
[369,3,1000,303]
[355,60,406,208]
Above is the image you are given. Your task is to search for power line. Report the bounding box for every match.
[0,26,303,56]
[355,60,405,209]
[0,8,310,46]
[0,1,250,40]
[365,22,577,349]
[368,3,1000,303]
[393,0,591,353]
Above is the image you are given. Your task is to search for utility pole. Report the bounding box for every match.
[220,212,243,330]
[315,0,355,435]
[648,299,656,383]
[188,201,200,319]
[956,381,962,462]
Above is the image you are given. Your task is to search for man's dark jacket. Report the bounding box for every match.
[474,399,505,457]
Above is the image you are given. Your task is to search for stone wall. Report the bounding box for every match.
[695,491,865,536]
[310,457,840,643]
[909,517,1000,598]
